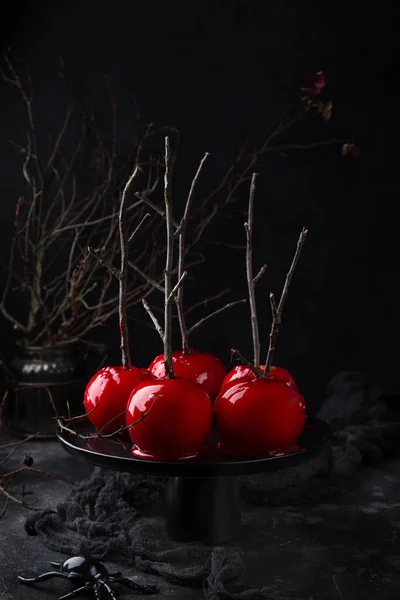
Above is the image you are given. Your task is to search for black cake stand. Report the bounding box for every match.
[58,418,331,545]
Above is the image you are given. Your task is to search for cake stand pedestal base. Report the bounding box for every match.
[166,475,240,544]
[57,418,332,545]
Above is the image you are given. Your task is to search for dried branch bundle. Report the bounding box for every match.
[0,60,354,356]
[0,54,171,348]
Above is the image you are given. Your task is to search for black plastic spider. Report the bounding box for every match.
[18,555,159,599]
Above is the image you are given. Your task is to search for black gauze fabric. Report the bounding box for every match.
[25,372,400,599]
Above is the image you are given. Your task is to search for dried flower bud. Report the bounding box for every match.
[23,455,34,467]
[342,143,360,158]
[319,100,333,121]
[301,71,327,97]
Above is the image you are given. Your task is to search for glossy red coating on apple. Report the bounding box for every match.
[220,364,297,394]
[148,350,227,403]
[126,378,213,461]
[214,378,306,458]
[84,366,153,434]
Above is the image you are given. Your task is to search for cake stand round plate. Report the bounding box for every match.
[58,417,331,545]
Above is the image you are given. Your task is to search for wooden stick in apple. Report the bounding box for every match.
[141,137,187,374]
[118,166,145,370]
[126,136,213,461]
[163,136,175,378]
[263,227,308,378]
[83,167,159,435]
[146,150,248,403]
[220,175,301,392]
[214,188,308,458]
[228,173,268,380]
[244,172,268,369]
[87,165,149,368]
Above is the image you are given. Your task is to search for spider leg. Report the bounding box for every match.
[50,561,62,569]
[110,576,159,594]
[18,571,72,584]
[59,583,91,599]
[108,572,122,577]
[97,580,117,600]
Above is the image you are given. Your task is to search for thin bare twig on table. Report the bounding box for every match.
[43,385,160,441]
[0,390,73,517]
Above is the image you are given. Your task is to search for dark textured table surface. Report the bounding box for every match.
[2,435,400,599]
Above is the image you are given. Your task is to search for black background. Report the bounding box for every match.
[0,1,398,413]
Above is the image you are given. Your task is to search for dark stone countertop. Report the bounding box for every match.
[2,434,400,599]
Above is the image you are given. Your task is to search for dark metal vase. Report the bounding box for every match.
[2,344,107,439]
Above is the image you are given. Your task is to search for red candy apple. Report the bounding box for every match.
[126,377,213,460]
[84,366,153,434]
[148,350,227,403]
[220,364,297,394]
[214,378,305,458]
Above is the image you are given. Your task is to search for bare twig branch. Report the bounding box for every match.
[253,264,267,285]
[264,292,280,377]
[142,299,164,340]
[135,192,180,229]
[128,212,150,242]
[184,289,231,317]
[0,433,38,450]
[277,227,308,316]
[0,391,69,517]
[129,262,165,293]
[167,270,187,304]
[264,227,308,377]
[51,199,143,235]
[230,348,263,378]
[176,152,209,351]
[269,137,356,154]
[87,247,121,279]
[118,165,142,369]
[53,389,161,441]
[163,137,174,379]
[244,173,261,367]
[187,299,246,337]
